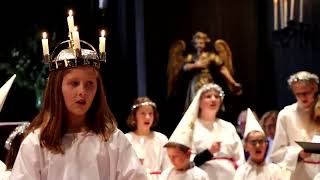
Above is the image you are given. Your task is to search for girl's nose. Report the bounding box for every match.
[78,84,87,97]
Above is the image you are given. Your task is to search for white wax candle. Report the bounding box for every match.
[99,30,106,53]
[274,0,279,30]
[41,32,49,56]
[284,0,288,27]
[73,26,81,49]
[299,0,303,22]
[67,10,75,32]
[290,0,295,20]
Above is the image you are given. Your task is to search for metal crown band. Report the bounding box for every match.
[131,101,157,110]
[5,122,30,150]
[47,40,104,71]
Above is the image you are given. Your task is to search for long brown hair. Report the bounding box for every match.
[26,67,117,154]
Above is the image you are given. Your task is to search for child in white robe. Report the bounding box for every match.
[270,71,320,180]
[10,13,147,180]
[160,143,209,180]
[234,108,283,180]
[125,96,171,180]
[183,83,245,179]
[159,100,209,180]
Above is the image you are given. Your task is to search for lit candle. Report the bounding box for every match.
[41,32,49,56]
[274,0,279,30]
[99,30,106,53]
[284,0,288,27]
[290,0,295,20]
[299,0,303,22]
[73,26,81,49]
[67,10,75,32]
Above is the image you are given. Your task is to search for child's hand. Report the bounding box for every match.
[299,150,311,160]
[209,141,221,154]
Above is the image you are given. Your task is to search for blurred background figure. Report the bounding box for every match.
[259,110,279,162]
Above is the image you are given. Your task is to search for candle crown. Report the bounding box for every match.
[42,10,106,71]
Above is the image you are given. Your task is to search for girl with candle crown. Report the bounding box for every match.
[10,11,148,180]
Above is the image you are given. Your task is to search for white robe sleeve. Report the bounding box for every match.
[114,131,148,180]
[270,111,301,172]
[10,133,42,180]
[231,126,246,167]
[233,163,246,180]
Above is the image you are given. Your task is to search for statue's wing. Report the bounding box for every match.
[167,40,186,97]
[214,39,234,75]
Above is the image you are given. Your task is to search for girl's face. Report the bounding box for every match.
[199,90,222,113]
[135,105,154,132]
[263,117,276,139]
[62,67,98,120]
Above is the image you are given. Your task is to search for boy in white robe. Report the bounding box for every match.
[270,71,320,180]
[160,143,209,180]
[234,108,283,180]
[159,94,210,180]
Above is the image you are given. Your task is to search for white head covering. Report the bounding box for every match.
[0,74,16,112]
[167,83,224,148]
[244,108,264,139]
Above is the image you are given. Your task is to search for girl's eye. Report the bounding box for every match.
[85,81,96,88]
[70,81,79,87]
[86,81,93,86]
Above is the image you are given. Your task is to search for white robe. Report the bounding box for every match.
[10,129,148,180]
[159,166,209,180]
[314,173,320,180]
[0,170,11,180]
[0,159,10,180]
[192,118,245,180]
[270,103,320,180]
[0,161,5,173]
[125,131,172,180]
[233,160,284,180]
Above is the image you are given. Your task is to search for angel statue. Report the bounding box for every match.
[167,31,242,110]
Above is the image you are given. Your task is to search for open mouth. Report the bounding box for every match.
[255,150,262,155]
[144,122,151,125]
[76,99,86,105]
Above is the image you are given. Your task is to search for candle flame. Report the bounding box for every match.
[68,10,73,16]
[42,32,47,39]
[101,30,106,37]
